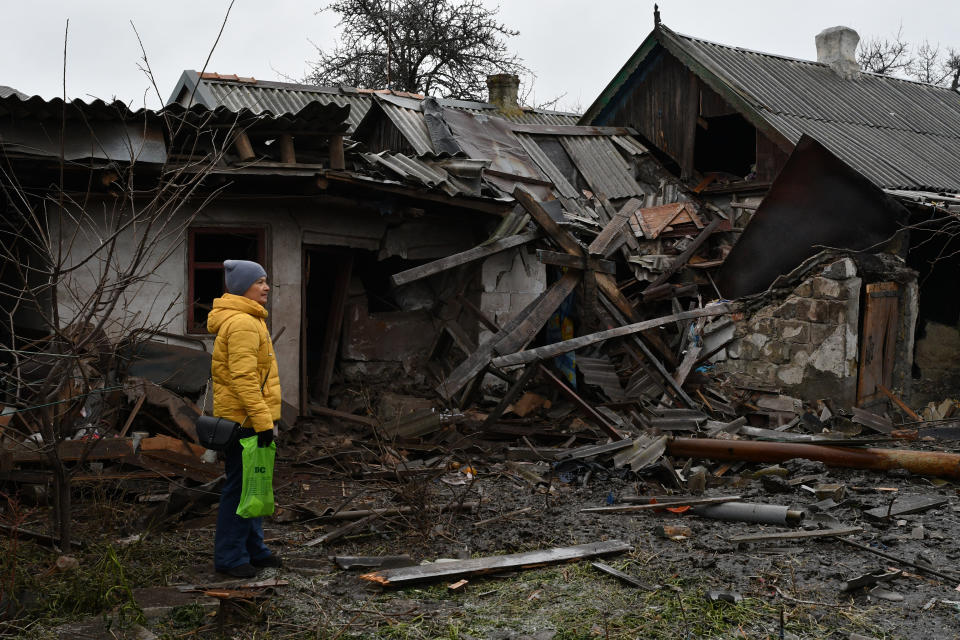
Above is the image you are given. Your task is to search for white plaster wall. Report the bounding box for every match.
[478,246,547,344]
[51,198,304,413]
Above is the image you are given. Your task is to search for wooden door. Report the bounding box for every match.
[857,282,899,407]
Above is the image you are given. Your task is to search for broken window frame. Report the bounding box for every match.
[186,226,266,334]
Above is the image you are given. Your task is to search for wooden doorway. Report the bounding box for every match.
[301,247,354,413]
[857,282,899,407]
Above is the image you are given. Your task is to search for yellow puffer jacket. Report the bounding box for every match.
[207,293,281,432]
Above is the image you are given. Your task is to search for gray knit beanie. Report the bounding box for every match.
[223,260,267,295]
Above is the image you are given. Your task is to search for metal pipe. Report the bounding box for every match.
[667,438,960,480]
[692,501,804,525]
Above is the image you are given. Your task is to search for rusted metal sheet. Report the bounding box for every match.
[633,201,703,239]
[717,136,908,298]
[666,437,960,480]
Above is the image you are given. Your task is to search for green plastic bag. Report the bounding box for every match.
[236,435,276,518]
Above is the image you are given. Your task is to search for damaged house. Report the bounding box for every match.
[580,17,960,409]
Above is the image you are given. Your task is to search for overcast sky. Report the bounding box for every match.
[2,0,958,113]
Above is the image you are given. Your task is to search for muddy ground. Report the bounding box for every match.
[23,417,960,640]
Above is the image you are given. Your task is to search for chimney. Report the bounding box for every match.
[815,26,861,80]
[486,74,522,116]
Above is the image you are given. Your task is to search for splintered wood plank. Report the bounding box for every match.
[645,217,721,289]
[361,540,632,587]
[513,186,583,256]
[437,272,580,400]
[728,527,861,543]
[588,199,639,257]
[863,495,948,520]
[390,231,540,287]
[491,304,735,368]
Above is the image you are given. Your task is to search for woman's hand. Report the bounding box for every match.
[257,429,274,448]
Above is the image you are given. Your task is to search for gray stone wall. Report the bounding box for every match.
[717,258,862,406]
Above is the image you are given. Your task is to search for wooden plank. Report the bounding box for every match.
[314,253,354,405]
[493,271,581,356]
[329,134,345,170]
[513,186,583,257]
[863,495,948,520]
[304,513,379,547]
[582,495,741,513]
[12,438,136,464]
[483,364,538,426]
[390,231,539,287]
[591,561,653,589]
[308,404,379,427]
[436,271,580,400]
[877,384,921,422]
[118,393,146,438]
[645,217,721,289]
[491,304,735,368]
[535,250,616,275]
[539,365,623,440]
[857,283,898,407]
[140,435,206,459]
[851,407,893,434]
[360,540,632,586]
[728,527,861,543]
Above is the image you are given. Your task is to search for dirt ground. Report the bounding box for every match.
[11,416,960,640]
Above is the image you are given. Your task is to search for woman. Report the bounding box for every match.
[207,259,282,578]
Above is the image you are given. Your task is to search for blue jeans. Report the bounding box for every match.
[214,427,271,570]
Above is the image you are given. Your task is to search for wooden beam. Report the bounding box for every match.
[436,271,580,399]
[118,393,146,438]
[278,134,296,164]
[509,124,639,136]
[539,364,623,440]
[535,250,616,275]
[491,304,735,368]
[329,134,345,170]
[232,131,255,161]
[483,364,538,426]
[645,218,721,289]
[728,527,861,543]
[360,540,632,587]
[588,198,641,257]
[308,404,378,427]
[513,186,583,257]
[390,231,540,287]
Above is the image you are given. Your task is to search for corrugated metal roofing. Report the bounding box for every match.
[0,86,27,100]
[360,151,477,197]
[198,79,372,132]
[559,135,645,199]
[380,102,435,155]
[173,71,579,134]
[657,26,960,193]
[514,133,580,199]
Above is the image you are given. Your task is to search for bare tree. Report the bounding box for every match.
[857,26,913,76]
[306,0,531,100]
[858,28,960,91]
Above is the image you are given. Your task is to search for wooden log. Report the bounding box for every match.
[360,540,632,587]
[390,231,540,287]
[491,304,735,368]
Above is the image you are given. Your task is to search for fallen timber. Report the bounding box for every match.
[666,438,960,480]
[360,540,632,587]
